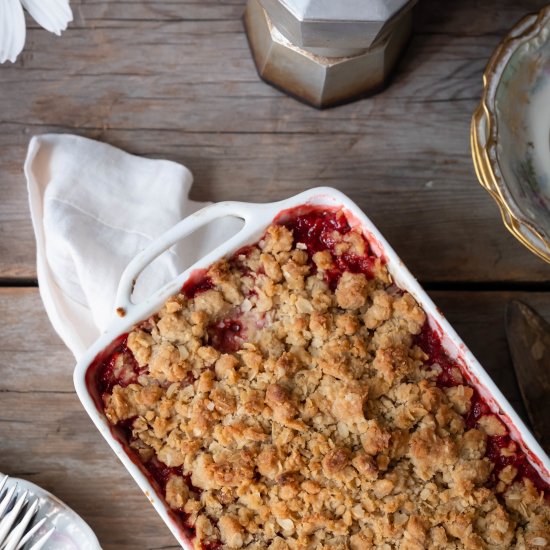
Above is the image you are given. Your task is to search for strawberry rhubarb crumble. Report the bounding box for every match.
[90,207,550,549]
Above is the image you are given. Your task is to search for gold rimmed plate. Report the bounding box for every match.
[472,5,550,263]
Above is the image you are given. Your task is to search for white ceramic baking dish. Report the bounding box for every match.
[73,187,550,549]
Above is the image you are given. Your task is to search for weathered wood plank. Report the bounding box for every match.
[0,287,543,549]
[0,28,517,132]
[0,288,74,391]
[23,0,546,31]
[2,125,550,282]
[414,0,544,36]
[5,0,547,136]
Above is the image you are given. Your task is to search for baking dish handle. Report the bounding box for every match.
[114,201,269,318]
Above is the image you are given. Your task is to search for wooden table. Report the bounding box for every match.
[1,1,550,548]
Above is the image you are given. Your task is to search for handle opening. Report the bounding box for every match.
[113,200,271,321]
[129,215,245,306]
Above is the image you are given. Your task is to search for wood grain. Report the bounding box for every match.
[0,287,543,549]
[1,0,550,281]
[0,29,509,132]
[506,301,550,454]
[3,124,550,283]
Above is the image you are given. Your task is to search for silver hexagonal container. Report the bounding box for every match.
[244,0,416,108]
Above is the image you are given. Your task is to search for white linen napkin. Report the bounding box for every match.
[25,134,241,360]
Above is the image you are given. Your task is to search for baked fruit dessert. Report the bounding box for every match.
[90,207,550,549]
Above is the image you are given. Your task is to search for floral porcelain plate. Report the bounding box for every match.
[472,5,550,262]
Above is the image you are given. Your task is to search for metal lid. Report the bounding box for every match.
[259,0,416,49]
[282,0,411,21]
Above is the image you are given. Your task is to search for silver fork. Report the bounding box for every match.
[0,475,54,550]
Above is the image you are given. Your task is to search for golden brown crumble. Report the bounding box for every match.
[102,212,550,549]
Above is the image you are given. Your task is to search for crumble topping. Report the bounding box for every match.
[94,208,550,549]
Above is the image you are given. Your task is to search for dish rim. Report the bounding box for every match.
[73,186,550,549]
[471,5,550,263]
[0,473,101,550]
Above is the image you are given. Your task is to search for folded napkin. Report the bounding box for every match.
[25,134,241,359]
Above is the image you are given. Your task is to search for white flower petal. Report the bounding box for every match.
[21,0,73,36]
[0,0,26,63]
